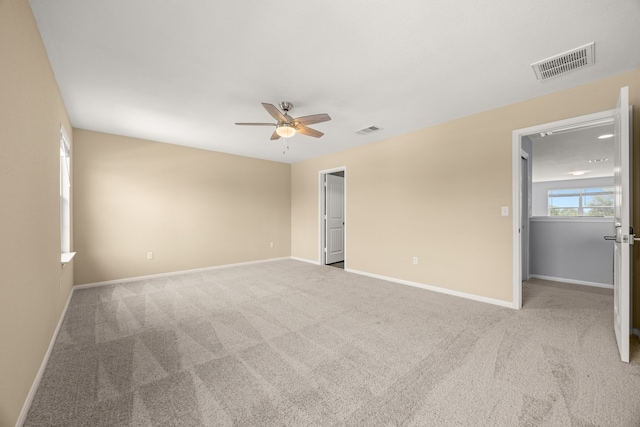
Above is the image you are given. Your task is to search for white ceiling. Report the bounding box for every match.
[29,0,640,164]
[529,123,615,182]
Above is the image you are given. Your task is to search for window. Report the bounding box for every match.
[60,126,71,257]
[548,186,614,217]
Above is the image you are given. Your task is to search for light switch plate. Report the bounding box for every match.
[501,206,509,216]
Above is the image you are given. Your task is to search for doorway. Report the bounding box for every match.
[512,111,618,309]
[514,87,632,363]
[319,167,346,268]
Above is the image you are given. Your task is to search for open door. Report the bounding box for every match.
[612,86,632,363]
[325,173,345,264]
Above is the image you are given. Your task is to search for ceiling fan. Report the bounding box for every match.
[235,102,331,140]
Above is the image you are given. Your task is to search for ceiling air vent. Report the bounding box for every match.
[356,125,381,135]
[531,42,595,82]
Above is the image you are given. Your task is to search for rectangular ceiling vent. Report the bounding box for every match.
[356,125,381,135]
[531,42,595,82]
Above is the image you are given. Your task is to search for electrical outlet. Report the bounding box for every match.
[147,252,153,260]
[413,256,418,265]
[270,241,274,248]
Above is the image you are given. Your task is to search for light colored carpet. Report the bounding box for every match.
[24,260,640,426]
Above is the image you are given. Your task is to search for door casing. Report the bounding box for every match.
[521,152,530,281]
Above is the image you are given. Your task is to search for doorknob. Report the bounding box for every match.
[604,235,617,241]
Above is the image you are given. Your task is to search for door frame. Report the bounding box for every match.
[319,166,347,266]
[511,111,615,309]
[520,151,530,282]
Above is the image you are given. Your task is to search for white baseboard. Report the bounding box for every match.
[345,268,514,309]
[15,287,75,427]
[290,256,320,265]
[528,274,613,289]
[75,257,292,289]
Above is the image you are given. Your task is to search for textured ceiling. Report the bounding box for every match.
[29,0,640,164]
[529,123,615,182]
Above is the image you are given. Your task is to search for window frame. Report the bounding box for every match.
[60,125,74,264]
[547,186,614,217]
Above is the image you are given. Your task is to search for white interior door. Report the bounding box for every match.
[325,174,345,264]
[613,86,631,363]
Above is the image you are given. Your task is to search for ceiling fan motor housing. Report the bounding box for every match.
[279,101,293,112]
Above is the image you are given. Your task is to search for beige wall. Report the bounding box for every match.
[73,129,291,284]
[292,70,640,313]
[0,1,73,425]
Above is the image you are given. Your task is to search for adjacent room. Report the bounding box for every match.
[525,122,616,288]
[2,1,640,426]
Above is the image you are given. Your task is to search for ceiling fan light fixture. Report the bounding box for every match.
[276,123,296,138]
[236,102,330,140]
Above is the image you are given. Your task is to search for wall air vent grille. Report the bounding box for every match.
[531,42,595,82]
[356,126,381,135]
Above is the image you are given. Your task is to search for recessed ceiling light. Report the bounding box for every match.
[588,158,608,163]
[569,170,588,176]
[598,134,614,139]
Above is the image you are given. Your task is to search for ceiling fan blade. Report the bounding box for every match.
[235,122,276,126]
[270,130,281,140]
[262,103,287,122]
[295,125,324,138]
[294,113,331,126]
